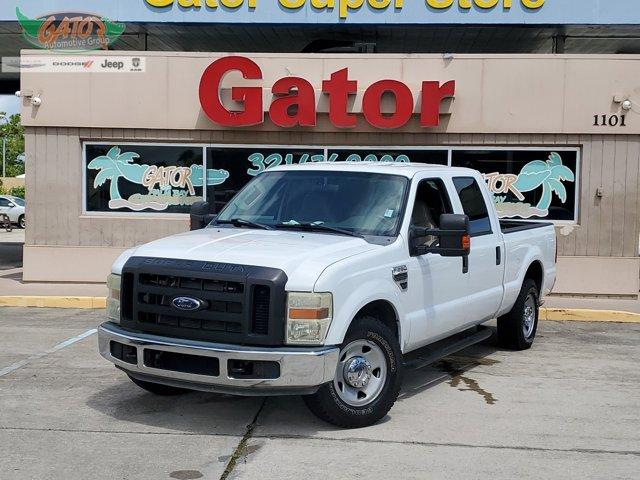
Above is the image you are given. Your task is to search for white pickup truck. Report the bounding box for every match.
[99,162,556,428]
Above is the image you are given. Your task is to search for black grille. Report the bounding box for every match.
[251,285,271,335]
[135,273,245,333]
[120,257,287,346]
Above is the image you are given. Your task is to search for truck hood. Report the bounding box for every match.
[113,227,380,291]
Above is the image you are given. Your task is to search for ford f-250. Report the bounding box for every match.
[99,162,556,428]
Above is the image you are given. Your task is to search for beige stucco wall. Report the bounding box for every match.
[19,52,640,135]
[22,126,640,292]
[19,51,640,293]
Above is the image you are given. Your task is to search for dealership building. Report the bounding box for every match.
[1,0,640,297]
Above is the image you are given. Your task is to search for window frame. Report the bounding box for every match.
[82,141,209,218]
[452,176,494,238]
[409,177,454,229]
[450,146,580,226]
[216,169,412,239]
[81,142,580,225]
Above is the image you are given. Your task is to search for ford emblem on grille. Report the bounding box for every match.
[171,296,205,312]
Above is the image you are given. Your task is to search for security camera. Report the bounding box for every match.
[15,91,22,98]
[30,96,42,107]
[622,100,633,111]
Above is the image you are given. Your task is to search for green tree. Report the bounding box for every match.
[0,112,25,177]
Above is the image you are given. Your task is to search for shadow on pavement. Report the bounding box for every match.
[85,335,502,435]
[400,335,501,403]
[85,375,263,435]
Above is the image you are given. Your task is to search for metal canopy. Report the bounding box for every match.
[1,23,639,55]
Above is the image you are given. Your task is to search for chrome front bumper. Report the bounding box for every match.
[98,322,339,396]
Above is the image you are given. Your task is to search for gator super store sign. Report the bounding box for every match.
[3,0,639,25]
[199,56,455,129]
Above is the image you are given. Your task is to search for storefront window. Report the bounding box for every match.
[85,144,215,214]
[207,147,325,213]
[327,149,448,164]
[84,144,577,222]
[206,147,449,213]
[452,149,578,222]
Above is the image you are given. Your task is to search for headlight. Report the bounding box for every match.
[106,273,121,324]
[286,292,333,345]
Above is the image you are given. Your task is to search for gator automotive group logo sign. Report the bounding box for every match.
[16,7,125,51]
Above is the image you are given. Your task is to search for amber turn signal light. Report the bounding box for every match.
[288,307,331,320]
[462,234,471,251]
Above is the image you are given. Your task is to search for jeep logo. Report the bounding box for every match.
[101,59,124,70]
[171,296,207,312]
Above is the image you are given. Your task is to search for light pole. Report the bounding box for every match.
[0,115,7,178]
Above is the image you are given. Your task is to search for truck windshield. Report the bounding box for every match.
[215,170,409,237]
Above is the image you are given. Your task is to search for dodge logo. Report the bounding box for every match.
[171,296,206,312]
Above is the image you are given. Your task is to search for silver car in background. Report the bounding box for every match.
[0,195,26,229]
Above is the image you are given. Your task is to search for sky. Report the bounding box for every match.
[0,94,20,117]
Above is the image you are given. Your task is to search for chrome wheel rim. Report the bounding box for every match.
[523,294,536,338]
[334,339,387,407]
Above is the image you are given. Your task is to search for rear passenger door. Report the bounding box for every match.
[452,177,504,323]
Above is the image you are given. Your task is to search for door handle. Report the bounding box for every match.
[496,246,501,266]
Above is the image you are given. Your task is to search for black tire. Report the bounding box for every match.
[303,316,403,428]
[127,375,191,396]
[497,278,539,350]
[18,215,25,229]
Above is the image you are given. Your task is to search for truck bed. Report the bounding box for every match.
[500,219,554,234]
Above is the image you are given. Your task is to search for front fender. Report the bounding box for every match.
[324,277,407,349]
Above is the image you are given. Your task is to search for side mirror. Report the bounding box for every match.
[410,213,471,258]
[190,201,217,231]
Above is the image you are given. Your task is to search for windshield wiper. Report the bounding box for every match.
[216,218,272,230]
[275,222,364,239]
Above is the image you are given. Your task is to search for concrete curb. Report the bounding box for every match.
[0,297,640,323]
[540,307,640,323]
[0,296,106,309]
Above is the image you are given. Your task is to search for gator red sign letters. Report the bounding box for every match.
[199,56,455,130]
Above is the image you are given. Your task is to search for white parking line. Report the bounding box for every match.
[0,328,97,378]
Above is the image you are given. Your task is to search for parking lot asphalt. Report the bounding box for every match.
[1,308,638,480]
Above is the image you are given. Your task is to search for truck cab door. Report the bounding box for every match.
[405,177,471,351]
[451,176,505,324]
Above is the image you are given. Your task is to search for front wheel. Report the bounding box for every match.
[303,316,402,428]
[497,279,539,350]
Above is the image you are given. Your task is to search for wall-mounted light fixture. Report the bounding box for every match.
[613,94,633,112]
[15,89,42,107]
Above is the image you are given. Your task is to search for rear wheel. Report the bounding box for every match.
[303,316,402,428]
[18,215,25,229]
[497,279,539,350]
[127,375,191,396]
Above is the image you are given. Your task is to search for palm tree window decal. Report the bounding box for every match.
[482,152,576,219]
[88,146,229,212]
